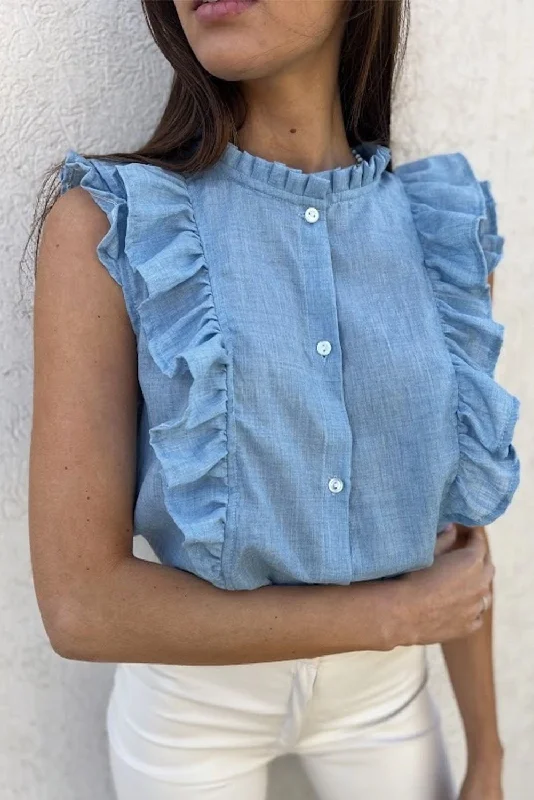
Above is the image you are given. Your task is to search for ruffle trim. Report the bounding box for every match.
[60,151,230,582]
[60,149,127,287]
[396,152,520,525]
[218,141,391,199]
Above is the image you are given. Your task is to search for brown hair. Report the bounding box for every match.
[21,0,410,287]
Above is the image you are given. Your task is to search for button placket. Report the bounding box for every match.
[301,196,352,579]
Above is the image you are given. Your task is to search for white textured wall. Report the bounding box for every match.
[1,1,532,797]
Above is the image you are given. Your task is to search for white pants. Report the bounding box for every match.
[106,645,455,800]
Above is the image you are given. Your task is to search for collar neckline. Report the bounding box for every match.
[217,140,391,200]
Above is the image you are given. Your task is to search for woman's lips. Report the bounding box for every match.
[193,0,259,22]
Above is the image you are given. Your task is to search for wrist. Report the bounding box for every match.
[467,738,504,770]
[467,741,504,787]
[372,578,414,650]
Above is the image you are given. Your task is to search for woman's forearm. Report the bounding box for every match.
[43,525,494,667]
[48,554,402,665]
[441,527,504,764]
[442,606,503,760]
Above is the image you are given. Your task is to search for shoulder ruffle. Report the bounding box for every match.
[395,152,520,526]
[60,151,230,583]
[60,149,127,287]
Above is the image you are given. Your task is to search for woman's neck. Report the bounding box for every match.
[237,37,355,173]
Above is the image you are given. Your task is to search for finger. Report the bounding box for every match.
[463,528,487,561]
[469,616,485,635]
[482,562,496,587]
[464,526,486,544]
[434,525,457,556]
[473,594,492,625]
[483,593,493,612]
[478,528,493,565]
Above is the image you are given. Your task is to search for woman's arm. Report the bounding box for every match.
[441,274,504,800]
[441,526,504,799]
[29,188,495,667]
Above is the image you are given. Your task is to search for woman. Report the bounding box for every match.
[28,1,520,798]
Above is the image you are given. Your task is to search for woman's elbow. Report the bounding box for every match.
[42,596,104,661]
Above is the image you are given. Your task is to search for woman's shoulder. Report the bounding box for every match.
[58,149,196,270]
[57,151,131,290]
[39,171,124,311]
[59,148,192,220]
[393,148,485,185]
[58,149,207,362]
[392,149,504,282]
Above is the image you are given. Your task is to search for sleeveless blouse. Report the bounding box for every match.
[59,141,521,590]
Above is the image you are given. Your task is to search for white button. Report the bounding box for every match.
[316,340,332,356]
[305,207,320,223]
[328,477,344,494]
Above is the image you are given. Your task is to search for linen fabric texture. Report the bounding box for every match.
[59,141,521,590]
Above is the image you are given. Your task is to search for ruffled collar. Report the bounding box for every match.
[216,140,391,200]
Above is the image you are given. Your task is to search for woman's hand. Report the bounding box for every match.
[391,525,494,647]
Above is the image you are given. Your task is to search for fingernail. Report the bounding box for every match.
[443,523,455,533]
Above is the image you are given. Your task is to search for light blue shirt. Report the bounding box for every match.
[60,141,520,590]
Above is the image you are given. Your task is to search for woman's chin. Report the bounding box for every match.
[197,50,273,82]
